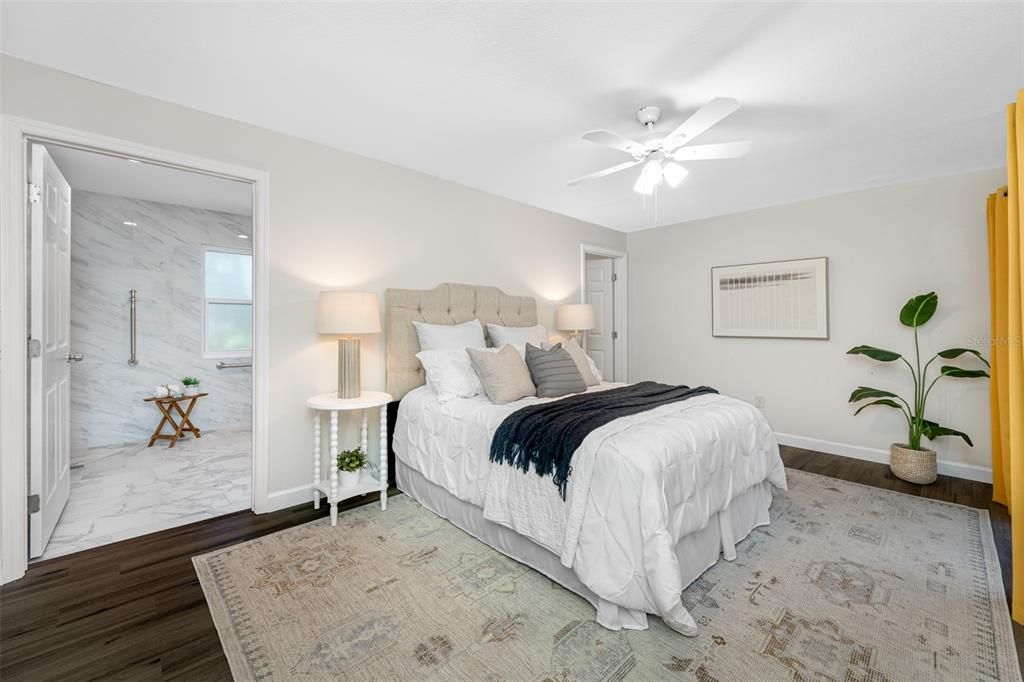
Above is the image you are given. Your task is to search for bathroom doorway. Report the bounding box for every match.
[26,142,256,560]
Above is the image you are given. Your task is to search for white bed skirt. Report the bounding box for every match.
[396,459,775,632]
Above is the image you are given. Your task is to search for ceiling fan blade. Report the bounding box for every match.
[581,129,645,156]
[663,97,741,150]
[568,159,643,186]
[670,140,752,161]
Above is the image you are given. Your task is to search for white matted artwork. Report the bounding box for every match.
[711,257,829,339]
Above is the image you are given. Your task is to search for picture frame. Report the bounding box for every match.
[711,257,829,339]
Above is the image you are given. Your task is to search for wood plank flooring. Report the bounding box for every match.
[1,448,1018,680]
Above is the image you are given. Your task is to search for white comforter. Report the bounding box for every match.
[393,383,786,636]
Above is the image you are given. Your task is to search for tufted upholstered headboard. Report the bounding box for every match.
[385,283,538,400]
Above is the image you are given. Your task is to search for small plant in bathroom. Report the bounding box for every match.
[182,376,201,396]
[337,448,367,490]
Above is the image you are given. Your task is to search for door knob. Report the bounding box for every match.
[65,352,84,362]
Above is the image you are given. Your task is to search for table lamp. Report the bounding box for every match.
[556,303,595,345]
[317,291,381,398]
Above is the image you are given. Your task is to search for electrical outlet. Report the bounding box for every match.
[754,395,766,409]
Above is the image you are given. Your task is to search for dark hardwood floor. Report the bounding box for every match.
[0,448,1018,680]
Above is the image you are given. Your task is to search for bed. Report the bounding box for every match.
[387,283,787,636]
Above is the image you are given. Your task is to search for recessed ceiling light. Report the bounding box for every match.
[237,234,249,239]
[123,220,137,226]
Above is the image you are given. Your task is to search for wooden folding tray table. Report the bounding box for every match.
[143,392,208,448]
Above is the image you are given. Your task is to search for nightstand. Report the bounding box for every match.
[306,390,392,526]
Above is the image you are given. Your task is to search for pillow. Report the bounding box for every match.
[543,339,603,384]
[415,348,483,402]
[466,345,536,404]
[586,354,603,383]
[486,323,547,348]
[525,343,587,398]
[412,319,486,352]
[561,338,599,387]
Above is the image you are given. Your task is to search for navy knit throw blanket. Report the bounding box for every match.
[489,381,718,498]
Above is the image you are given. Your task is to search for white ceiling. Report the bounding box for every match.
[46,144,253,216]
[3,2,1021,232]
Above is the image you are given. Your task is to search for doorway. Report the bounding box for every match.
[580,244,627,382]
[27,141,255,560]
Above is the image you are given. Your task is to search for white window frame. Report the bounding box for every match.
[202,245,253,359]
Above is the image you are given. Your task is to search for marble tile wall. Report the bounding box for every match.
[70,191,252,457]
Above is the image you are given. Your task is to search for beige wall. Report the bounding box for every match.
[1,56,626,501]
[627,169,1002,480]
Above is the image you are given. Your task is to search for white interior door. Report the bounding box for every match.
[585,256,615,381]
[29,144,72,558]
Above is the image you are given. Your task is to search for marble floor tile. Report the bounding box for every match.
[39,428,251,561]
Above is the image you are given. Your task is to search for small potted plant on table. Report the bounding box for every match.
[847,292,989,484]
[182,376,201,396]
[337,448,368,489]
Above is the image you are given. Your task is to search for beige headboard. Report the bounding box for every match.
[385,283,538,400]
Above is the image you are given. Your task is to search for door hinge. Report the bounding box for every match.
[27,494,40,515]
[611,273,618,282]
[27,183,40,205]
[612,330,619,340]
[28,337,41,358]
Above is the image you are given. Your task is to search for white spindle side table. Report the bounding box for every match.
[305,390,392,526]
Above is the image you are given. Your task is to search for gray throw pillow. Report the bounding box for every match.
[525,343,587,398]
[466,345,536,404]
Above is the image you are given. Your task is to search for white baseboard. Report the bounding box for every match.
[265,484,320,512]
[775,432,992,484]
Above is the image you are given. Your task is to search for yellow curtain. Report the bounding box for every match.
[989,89,1024,623]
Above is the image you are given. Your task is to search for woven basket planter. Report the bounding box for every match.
[890,443,937,484]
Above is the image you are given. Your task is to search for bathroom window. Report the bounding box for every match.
[203,247,252,358]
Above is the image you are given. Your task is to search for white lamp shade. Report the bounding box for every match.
[557,303,595,331]
[317,291,381,335]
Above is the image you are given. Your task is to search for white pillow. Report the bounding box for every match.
[586,354,603,383]
[413,319,486,352]
[486,323,547,348]
[543,339,603,383]
[415,348,484,402]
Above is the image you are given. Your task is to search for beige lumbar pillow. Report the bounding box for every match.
[561,338,599,386]
[466,345,536,404]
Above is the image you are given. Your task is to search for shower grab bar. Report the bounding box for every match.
[216,360,252,370]
[128,289,139,367]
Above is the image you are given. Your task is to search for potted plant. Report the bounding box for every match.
[336,448,368,489]
[182,376,201,396]
[847,292,989,484]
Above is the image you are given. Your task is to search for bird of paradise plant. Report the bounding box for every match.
[847,292,989,451]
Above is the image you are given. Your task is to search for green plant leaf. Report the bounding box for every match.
[847,345,903,362]
[853,399,905,416]
[921,419,974,446]
[848,386,901,403]
[939,365,990,379]
[899,292,938,328]
[936,348,990,367]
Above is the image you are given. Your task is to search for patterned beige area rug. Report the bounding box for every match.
[194,469,1019,681]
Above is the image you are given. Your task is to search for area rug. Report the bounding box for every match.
[194,469,1020,681]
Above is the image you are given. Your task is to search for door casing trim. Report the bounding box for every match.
[1,115,271,583]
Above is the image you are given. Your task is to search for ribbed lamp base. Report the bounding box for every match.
[337,338,361,399]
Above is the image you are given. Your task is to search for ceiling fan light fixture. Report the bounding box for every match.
[633,174,656,195]
[663,162,688,188]
[640,159,663,184]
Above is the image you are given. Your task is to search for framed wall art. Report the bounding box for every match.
[711,257,829,339]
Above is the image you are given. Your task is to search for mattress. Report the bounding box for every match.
[393,383,787,635]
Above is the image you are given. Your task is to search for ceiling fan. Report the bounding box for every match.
[569,98,751,195]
